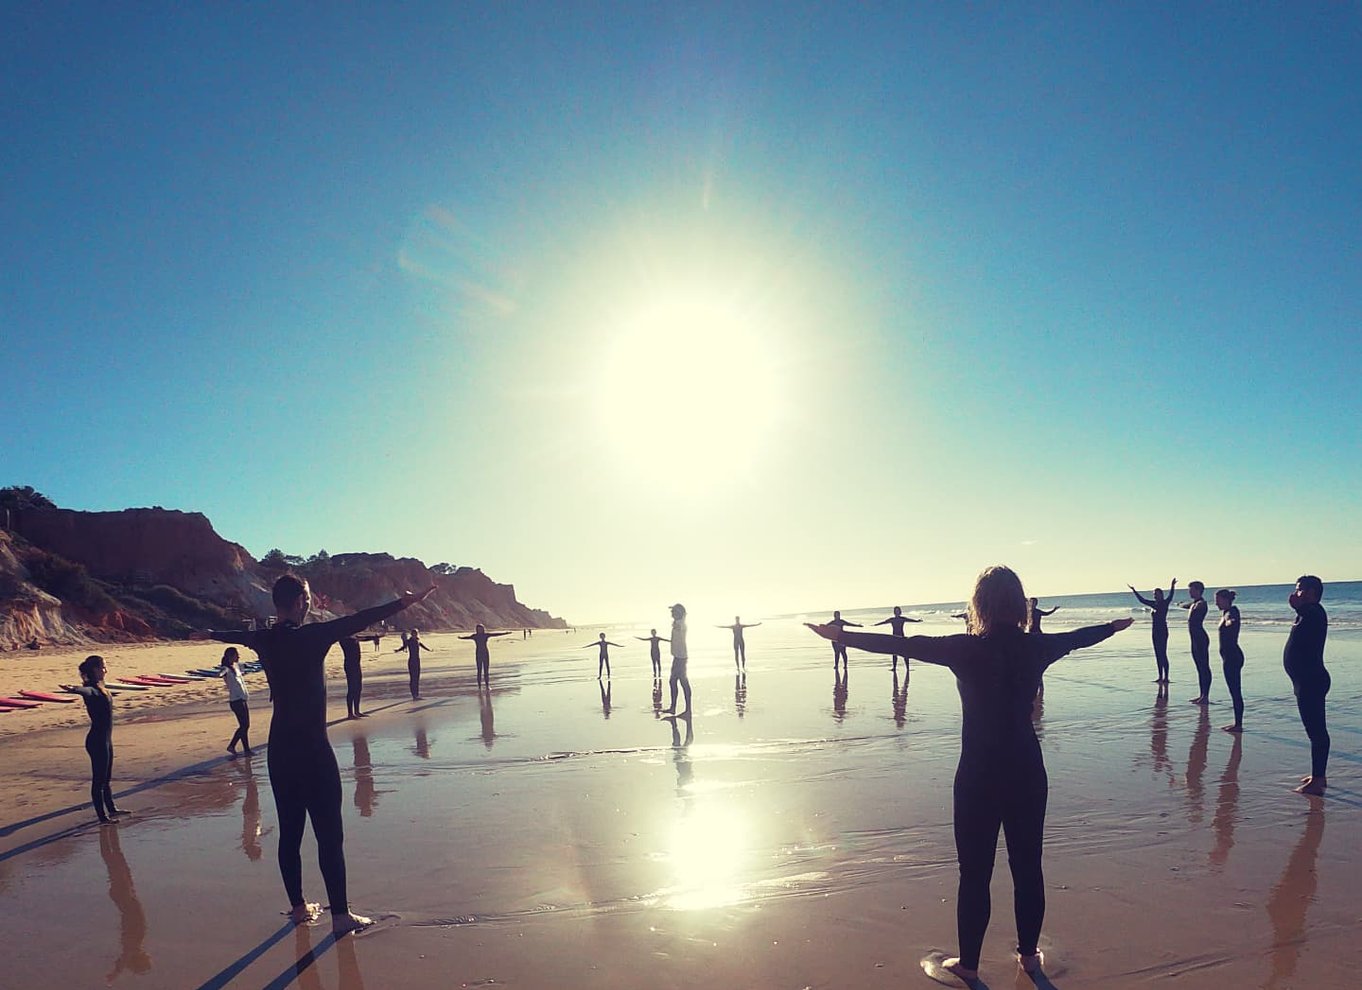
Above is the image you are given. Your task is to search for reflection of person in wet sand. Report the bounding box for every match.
[734,672,747,719]
[581,633,625,679]
[352,737,379,818]
[1216,589,1245,732]
[1026,598,1057,633]
[1284,575,1330,796]
[1266,801,1325,988]
[1179,581,1213,704]
[826,611,862,672]
[662,604,692,717]
[1147,685,1173,779]
[461,624,511,685]
[716,617,761,670]
[669,713,694,795]
[413,725,430,759]
[635,628,669,679]
[874,606,922,671]
[395,629,432,701]
[477,686,496,749]
[891,668,908,729]
[1129,579,1177,683]
[239,765,264,861]
[100,824,150,978]
[1183,706,1211,827]
[61,655,128,824]
[832,668,849,722]
[808,565,1133,984]
[1210,732,1242,870]
[599,678,613,718]
[208,575,435,935]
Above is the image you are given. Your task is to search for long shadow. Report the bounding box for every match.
[260,928,339,990]
[191,920,295,990]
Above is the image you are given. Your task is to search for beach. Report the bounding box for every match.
[2,616,1359,989]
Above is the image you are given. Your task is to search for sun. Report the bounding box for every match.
[594,289,784,483]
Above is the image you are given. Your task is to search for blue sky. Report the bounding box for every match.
[4,4,1359,622]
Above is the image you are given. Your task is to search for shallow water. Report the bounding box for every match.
[2,618,1359,988]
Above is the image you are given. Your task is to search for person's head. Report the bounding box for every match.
[410,628,420,639]
[1028,597,1038,608]
[1215,589,1237,610]
[598,632,606,641]
[966,565,1028,637]
[1295,575,1324,604]
[671,603,686,620]
[79,654,106,685]
[271,573,310,620]
[1188,581,1205,599]
[650,627,657,636]
[221,647,239,667]
[1153,587,1165,601]
[475,623,486,634]
[833,610,842,620]
[893,606,902,616]
[734,615,741,624]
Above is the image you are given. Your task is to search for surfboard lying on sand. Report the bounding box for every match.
[18,690,76,703]
[104,683,150,692]
[122,676,177,686]
[0,697,43,709]
[145,673,192,683]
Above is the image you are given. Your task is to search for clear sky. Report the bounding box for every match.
[4,5,1360,623]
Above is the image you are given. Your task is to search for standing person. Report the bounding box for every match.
[873,606,923,671]
[1216,590,1245,733]
[635,628,669,679]
[662,603,692,717]
[1181,581,1213,704]
[341,635,365,719]
[222,647,254,754]
[396,629,432,700]
[207,575,435,935]
[1284,575,1330,795]
[60,655,128,824]
[716,617,762,671]
[461,624,511,685]
[1026,598,1058,634]
[1129,579,1177,683]
[807,566,1132,983]
[826,611,862,672]
[581,632,625,679]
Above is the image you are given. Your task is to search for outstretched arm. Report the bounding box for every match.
[1129,586,1156,608]
[744,622,762,629]
[873,618,891,626]
[459,635,474,640]
[1168,578,1178,599]
[489,631,512,639]
[905,617,923,623]
[323,586,438,642]
[807,624,967,666]
[1040,618,1133,666]
[207,629,257,648]
[604,640,625,648]
[1039,606,1059,617]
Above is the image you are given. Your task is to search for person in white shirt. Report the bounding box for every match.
[222,647,253,756]
[663,603,693,718]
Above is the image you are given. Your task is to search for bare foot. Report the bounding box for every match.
[1221,724,1242,733]
[1017,949,1045,974]
[289,902,323,925]
[1189,696,1209,705]
[941,957,978,981]
[332,911,373,936]
[1294,776,1327,795]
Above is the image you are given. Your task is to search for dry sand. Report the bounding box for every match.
[2,621,1359,989]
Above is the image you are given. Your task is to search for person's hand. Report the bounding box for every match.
[1127,584,1136,592]
[401,585,437,608]
[805,622,839,641]
[1110,617,1135,631]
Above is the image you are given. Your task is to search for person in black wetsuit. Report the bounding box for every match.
[460,624,511,685]
[1181,580,1213,704]
[340,635,365,719]
[61,655,128,824]
[581,633,625,679]
[634,628,669,679]
[826,611,862,672]
[393,629,432,700]
[807,565,1133,983]
[209,574,435,935]
[1284,575,1330,796]
[1129,579,1177,683]
[1026,598,1058,633]
[1215,589,1245,733]
[716,617,761,671]
[874,606,922,671]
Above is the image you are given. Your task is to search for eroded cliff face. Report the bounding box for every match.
[0,529,85,649]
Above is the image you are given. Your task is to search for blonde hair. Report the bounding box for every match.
[967,565,1028,636]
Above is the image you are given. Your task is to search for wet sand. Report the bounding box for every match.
[2,620,1359,988]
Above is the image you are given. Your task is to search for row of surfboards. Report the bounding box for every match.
[0,661,265,712]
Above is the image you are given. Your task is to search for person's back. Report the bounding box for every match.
[252,622,335,741]
[943,630,1049,767]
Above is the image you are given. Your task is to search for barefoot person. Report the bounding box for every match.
[662,603,692,717]
[1181,581,1213,704]
[1216,590,1245,733]
[1284,575,1330,795]
[208,574,435,935]
[716,616,761,671]
[1026,598,1058,633]
[581,633,625,679]
[1129,579,1177,682]
[807,566,1133,983]
[873,606,922,671]
[395,628,432,700]
[635,628,669,679]
[222,647,254,754]
[826,610,862,672]
[461,624,511,685]
[60,655,128,825]
[341,635,365,719]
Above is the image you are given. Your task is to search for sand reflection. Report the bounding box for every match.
[1267,800,1325,988]
[599,679,612,719]
[1183,706,1211,825]
[734,673,747,719]
[478,686,496,748]
[832,670,848,723]
[891,669,907,729]
[1209,732,1242,870]
[352,737,379,818]
[237,761,264,862]
[100,825,151,980]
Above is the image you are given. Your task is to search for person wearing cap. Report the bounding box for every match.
[662,603,692,717]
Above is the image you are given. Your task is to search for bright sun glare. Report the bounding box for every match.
[595,291,783,483]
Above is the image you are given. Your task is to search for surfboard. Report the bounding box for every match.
[188,668,224,677]
[18,690,76,703]
[123,676,176,686]
[0,697,43,709]
[105,683,150,691]
[146,673,192,683]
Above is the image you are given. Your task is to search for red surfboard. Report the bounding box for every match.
[0,697,43,709]
[123,676,176,686]
[18,690,76,704]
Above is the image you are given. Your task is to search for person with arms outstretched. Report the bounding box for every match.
[1180,581,1213,704]
[394,628,432,700]
[662,603,692,717]
[808,565,1132,984]
[461,624,511,685]
[873,606,922,671]
[208,574,435,935]
[60,655,129,824]
[826,610,862,672]
[1284,575,1330,795]
[1216,589,1245,733]
[581,633,625,679]
[1026,598,1058,634]
[717,616,761,670]
[1129,579,1177,683]
[635,628,669,679]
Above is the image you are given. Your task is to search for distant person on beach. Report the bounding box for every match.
[581,633,625,679]
[396,629,432,700]
[874,606,922,671]
[341,635,365,719]
[1215,590,1245,733]
[1026,598,1058,634]
[461,624,511,685]
[635,628,669,678]
[1180,581,1213,704]
[717,617,761,670]
[222,647,254,753]
[365,633,382,653]
[807,565,1133,983]
[1284,575,1330,795]
[1129,579,1177,683]
[826,611,862,671]
[207,574,435,935]
[60,655,128,825]
[662,604,692,717]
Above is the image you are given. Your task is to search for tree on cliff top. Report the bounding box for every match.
[0,486,56,511]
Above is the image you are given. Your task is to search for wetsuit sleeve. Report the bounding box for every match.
[317,599,409,643]
[1038,623,1119,667]
[209,629,259,649]
[1132,592,1155,608]
[66,685,99,698]
[836,631,974,667]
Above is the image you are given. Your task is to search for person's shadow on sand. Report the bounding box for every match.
[100,825,151,979]
[1266,798,1325,989]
